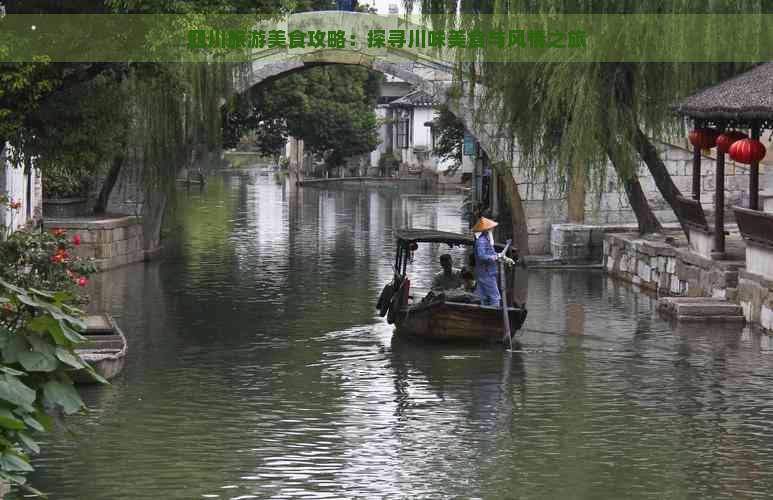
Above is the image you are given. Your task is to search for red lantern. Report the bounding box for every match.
[728,139,766,164]
[688,128,720,149]
[715,131,748,154]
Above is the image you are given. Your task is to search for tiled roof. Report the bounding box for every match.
[388,88,438,108]
[674,63,773,121]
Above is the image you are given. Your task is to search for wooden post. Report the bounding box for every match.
[692,145,702,201]
[750,123,761,210]
[713,148,726,259]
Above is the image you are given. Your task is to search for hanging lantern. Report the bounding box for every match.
[688,128,720,149]
[715,131,748,154]
[728,138,767,164]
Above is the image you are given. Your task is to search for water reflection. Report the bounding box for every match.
[19,168,773,500]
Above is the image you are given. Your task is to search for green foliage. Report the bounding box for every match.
[41,162,93,199]
[222,91,289,160]
[0,280,101,496]
[431,106,466,163]
[0,223,102,495]
[224,66,382,168]
[0,61,56,155]
[32,71,132,190]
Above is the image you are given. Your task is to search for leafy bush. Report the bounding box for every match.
[0,282,102,495]
[0,227,102,495]
[41,162,93,199]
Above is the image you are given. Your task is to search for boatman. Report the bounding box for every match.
[472,217,514,307]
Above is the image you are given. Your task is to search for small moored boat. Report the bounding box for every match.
[376,229,528,344]
[72,314,127,384]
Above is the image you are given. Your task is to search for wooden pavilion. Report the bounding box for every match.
[674,62,773,260]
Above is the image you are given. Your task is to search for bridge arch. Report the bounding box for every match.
[227,13,528,249]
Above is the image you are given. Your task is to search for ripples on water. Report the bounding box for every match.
[21,169,773,499]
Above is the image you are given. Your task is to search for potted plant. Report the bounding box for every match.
[42,162,93,218]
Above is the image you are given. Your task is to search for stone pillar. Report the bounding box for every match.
[288,136,304,183]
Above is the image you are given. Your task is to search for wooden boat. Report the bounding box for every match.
[377,229,528,344]
[71,313,127,384]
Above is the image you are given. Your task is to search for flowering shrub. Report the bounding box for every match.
[0,228,97,304]
[0,224,101,494]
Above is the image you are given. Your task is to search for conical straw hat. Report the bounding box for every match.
[472,217,498,232]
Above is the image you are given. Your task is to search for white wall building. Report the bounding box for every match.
[386,88,456,175]
[0,143,42,237]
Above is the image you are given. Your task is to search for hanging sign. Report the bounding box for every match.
[463,133,475,156]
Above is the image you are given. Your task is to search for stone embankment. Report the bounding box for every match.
[45,215,149,271]
[602,230,773,332]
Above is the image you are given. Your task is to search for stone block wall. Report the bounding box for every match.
[604,232,773,333]
[550,224,611,263]
[46,216,146,271]
[738,271,773,331]
[603,233,740,300]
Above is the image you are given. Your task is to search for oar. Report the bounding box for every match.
[499,239,513,350]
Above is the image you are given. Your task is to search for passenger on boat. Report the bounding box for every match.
[431,254,463,291]
[472,217,515,307]
[443,267,481,303]
[460,266,476,292]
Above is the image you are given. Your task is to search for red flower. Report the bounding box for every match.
[72,234,81,246]
[2,303,12,312]
[52,228,65,237]
[51,254,64,264]
[77,277,87,287]
[8,200,21,210]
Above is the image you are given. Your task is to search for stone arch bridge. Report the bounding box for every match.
[107,12,527,257]
[233,11,513,169]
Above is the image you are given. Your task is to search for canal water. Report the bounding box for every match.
[21,168,773,499]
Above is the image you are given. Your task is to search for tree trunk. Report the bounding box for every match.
[141,189,167,258]
[500,169,530,255]
[614,63,688,236]
[94,154,124,215]
[567,163,586,223]
[621,175,662,234]
[605,143,662,234]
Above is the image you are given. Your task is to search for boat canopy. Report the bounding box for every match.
[395,229,508,251]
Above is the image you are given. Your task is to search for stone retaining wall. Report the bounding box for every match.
[603,233,741,300]
[604,232,773,333]
[738,271,773,331]
[45,216,147,271]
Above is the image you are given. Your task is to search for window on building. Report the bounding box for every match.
[397,118,409,149]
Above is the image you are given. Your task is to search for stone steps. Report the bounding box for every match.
[657,297,745,322]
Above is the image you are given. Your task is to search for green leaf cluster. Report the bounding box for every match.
[0,279,102,496]
[224,65,382,168]
[431,105,466,163]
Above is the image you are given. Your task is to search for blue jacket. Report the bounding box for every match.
[474,235,500,300]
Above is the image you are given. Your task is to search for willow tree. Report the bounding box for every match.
[410,0,763,237]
